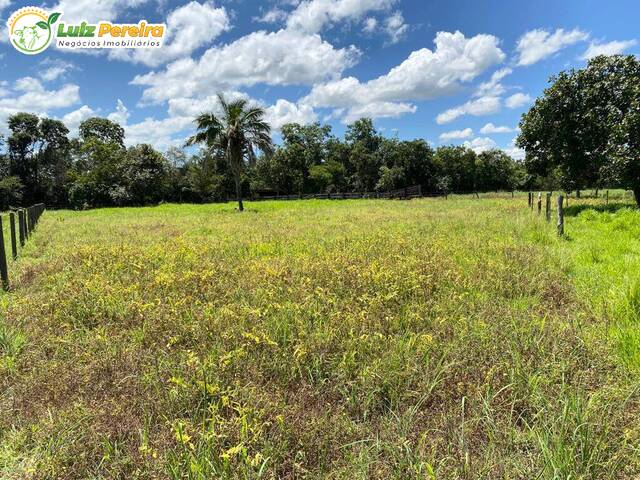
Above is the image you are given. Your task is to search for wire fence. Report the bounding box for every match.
[0,203,45,291]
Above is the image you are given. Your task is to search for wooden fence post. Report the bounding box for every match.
[537,192,542,214]
[557,195,564,236]
[0,216,9,290]
[606,190,609,205]
[528,192,532,209]
[9,212,17,260]
[545,193,551,221]
[18,210,25,246]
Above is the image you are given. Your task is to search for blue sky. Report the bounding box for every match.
[0,0,638,157]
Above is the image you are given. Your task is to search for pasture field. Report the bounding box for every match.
[1,194,640,479]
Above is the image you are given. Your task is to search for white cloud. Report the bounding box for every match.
[133,29,359,104]
[256,7,288,24]
[503,137,525,160]
[166,91,250,118]
[0,77,81,134]
[61,105,96,136]
[384,11,408,44]
[516,28,589,66]
[439,128,473,141]
[342,101,416,123]
[266,99,318,130]
[436,95,501,124]
[109,1,230,67]
[480,122,517,134]
[581,39,637,60]
[0,0,11,13]
[286,0,395,33]
[505,92,531,109]
[363,17,378,33]
[303,31,504,122]
[463,136,497,153]
[38,59,76,82]
[474,67,511,97]
[107,99,130,125]
[51,0,152,23]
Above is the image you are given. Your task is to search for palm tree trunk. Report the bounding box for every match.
[235,174,244,211]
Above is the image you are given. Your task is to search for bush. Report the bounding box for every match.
[0,176,23,210]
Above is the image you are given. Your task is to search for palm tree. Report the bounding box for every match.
[186,94,273,211]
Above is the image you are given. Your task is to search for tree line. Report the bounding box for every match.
[0,108,528,211]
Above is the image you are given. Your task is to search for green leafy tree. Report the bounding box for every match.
[187,94,273,211]
[122,144,171,205]
[434,146,477,192]
[7,113,70,204]
[517,54,640,199]
[79,117,126,148]
[0,176,23,210]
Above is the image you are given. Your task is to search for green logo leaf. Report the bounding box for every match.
[36,21,49,30]
[48,12,61,25]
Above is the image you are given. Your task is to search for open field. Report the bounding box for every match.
[1,195,640,479]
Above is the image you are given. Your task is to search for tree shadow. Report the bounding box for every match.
[563,202,636,217]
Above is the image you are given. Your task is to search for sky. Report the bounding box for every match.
[0,0,638,158]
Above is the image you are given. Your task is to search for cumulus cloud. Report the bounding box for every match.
[38,59,77,82]
[516,28,589,66]
[384,11,408,44]
[61,105,95,136]
[581,39,637,60]
[363,17,378,33]
[109,1,230,67]
[503,137,525,160]
[474,67,512,97]
[463,136,497,153]
[255,7,289,24]
[52,0,152,23]
[266,99,318,130]
[133,29,360,104]
[341,101,416,123]
[505,92,532,109]
[436,95,501,124]
[479,123,517,134]
[439,128,473,141]
[303,31,504,122]
[0,77,81,134]
[286,0,396,33]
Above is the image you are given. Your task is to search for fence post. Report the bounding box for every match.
[9,212,17,260]
[528,192,531,208]
[0,216,9,290]
[557,195,564,236]
[537,192,542,214]
[18,210,25,246]
[606,190,609,205]
[545,193,551,221]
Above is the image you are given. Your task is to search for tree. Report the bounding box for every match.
[611,84,640,204]
[186,94,273,211]
[280,122,332,192]
[434,146,477,192]
[122,144,170,205]
[0,176,23,210]
[7,113,70,205]
[517,55,640,201]
[79,117,125,148]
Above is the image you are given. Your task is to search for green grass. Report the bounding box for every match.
[1,195,639,479]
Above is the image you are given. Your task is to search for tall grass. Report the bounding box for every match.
[0,197,638,479]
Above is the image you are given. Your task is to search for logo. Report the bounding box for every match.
[7,7,60,55]
[7,7,165,55]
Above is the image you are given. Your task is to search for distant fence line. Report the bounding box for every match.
[255,185,426,201]
[0,203,45,291]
